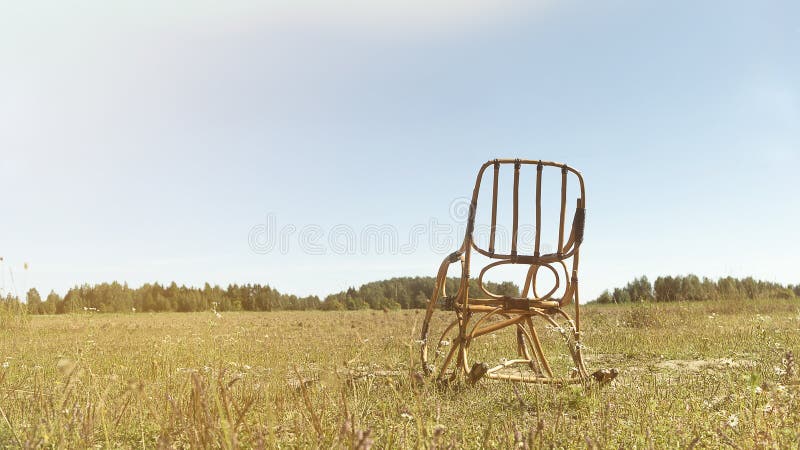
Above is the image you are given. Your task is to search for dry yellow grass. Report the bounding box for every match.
[1,298,799,448]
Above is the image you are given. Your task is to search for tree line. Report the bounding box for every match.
[13,282,321,314]
[593,275,799,304]
[320,277,518,310]
[5,277,519,314]
[2,274,796,314]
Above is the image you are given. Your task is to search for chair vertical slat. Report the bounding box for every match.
[534,162,543,258]
[558,166,567,254]
[511,160,520,256]
[489,161,499,254]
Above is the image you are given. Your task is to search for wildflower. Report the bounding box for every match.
[400,412,414,420]
[727,414,739,428]
[1,361,8,369]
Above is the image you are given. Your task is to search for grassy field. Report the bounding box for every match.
[1,299,799,448]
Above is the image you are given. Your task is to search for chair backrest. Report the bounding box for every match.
[463,159,586,264]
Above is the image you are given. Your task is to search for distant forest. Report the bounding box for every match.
[593,275,798,303]
[6,277,517,314]
[1,275,797,314]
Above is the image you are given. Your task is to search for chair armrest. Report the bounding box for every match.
[561,207,586,255]
[434,251,465,299]
[573,207,585,246]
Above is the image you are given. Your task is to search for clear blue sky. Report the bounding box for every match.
[1,1,798,301]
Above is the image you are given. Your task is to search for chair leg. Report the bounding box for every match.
[516,324,542,376]
[437,337,460,382]
[572,328,590,380]
[421,316,459,379]
[453,312,471,381]
[534,309,592,383]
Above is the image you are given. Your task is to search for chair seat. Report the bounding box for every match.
[467,296,562,311]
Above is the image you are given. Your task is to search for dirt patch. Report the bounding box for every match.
[655,358,756,373]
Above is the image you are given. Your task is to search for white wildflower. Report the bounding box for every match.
[727,414,739,428]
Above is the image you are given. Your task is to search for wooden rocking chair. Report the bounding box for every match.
[420,159,612,385]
